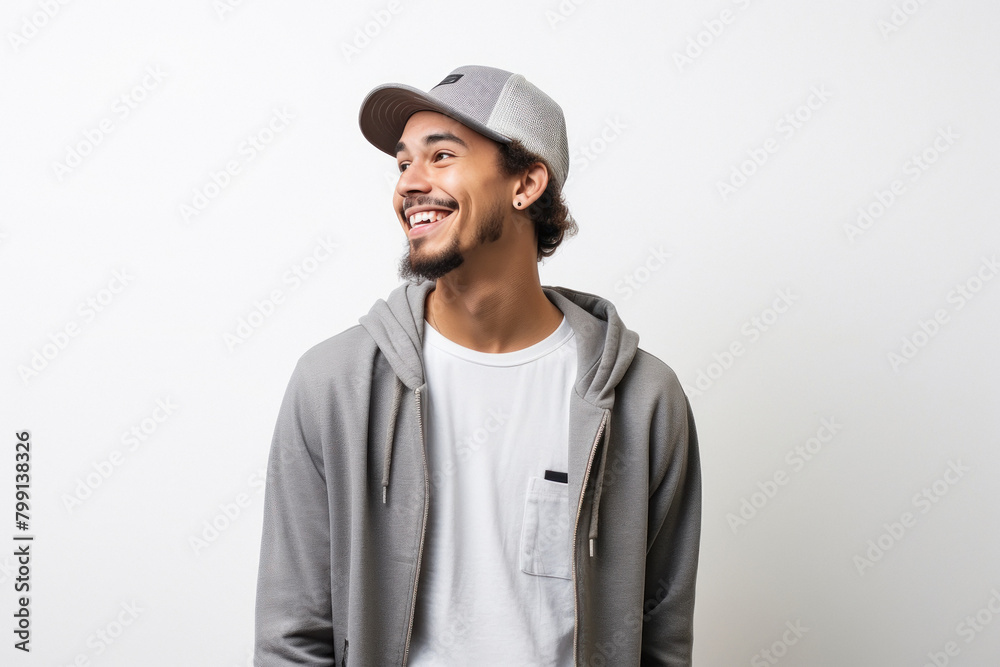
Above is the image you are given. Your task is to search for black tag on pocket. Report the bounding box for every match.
[544,470,568,483]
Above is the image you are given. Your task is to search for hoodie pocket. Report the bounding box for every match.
[519,476,572,580]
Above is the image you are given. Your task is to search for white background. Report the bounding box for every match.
[2,0,999,665]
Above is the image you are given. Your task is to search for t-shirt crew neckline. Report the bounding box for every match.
[423,314,573,367]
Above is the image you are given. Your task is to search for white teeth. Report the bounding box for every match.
[408,210,451,226]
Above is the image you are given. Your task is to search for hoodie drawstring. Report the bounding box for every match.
[588,408,612,557]
[381,374,404,503]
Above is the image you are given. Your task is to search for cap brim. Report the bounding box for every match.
[358,83,511,157]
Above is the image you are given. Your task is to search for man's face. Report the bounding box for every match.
[392,110,511,282]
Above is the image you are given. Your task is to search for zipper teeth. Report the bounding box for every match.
[571,409,608,666]
[402,387,429,666]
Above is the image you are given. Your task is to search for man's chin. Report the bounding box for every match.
[397,247,465,282]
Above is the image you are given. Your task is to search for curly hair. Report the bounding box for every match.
[496,139,577,261]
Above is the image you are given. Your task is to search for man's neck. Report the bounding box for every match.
[425,268,564,354]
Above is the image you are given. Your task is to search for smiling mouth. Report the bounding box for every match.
[406,209,454,229]
[407,209,454,238]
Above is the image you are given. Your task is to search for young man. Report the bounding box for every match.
[254,65,701,666]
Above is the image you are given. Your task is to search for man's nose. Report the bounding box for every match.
[396,160,431,196]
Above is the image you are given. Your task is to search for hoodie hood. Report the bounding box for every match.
[358,278,640,556]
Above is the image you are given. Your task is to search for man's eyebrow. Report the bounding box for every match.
[394,132,468,156]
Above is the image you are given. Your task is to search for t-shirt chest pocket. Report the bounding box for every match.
[519,475,573,580]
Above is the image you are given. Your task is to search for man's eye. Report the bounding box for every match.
[434,151,454,161]
[398,163,409,172]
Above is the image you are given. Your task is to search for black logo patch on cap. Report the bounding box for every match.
[435,74,463,87]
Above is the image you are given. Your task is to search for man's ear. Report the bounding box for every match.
[513,161,549,208]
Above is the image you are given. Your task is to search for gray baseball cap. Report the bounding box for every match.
[358,65,570,191]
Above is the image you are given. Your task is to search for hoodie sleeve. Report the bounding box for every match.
[640,378,702,666]
[255,357,337,666]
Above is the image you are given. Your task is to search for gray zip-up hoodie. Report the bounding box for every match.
[254,278,701,666]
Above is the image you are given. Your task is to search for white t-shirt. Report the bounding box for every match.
[407,313,578,666]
